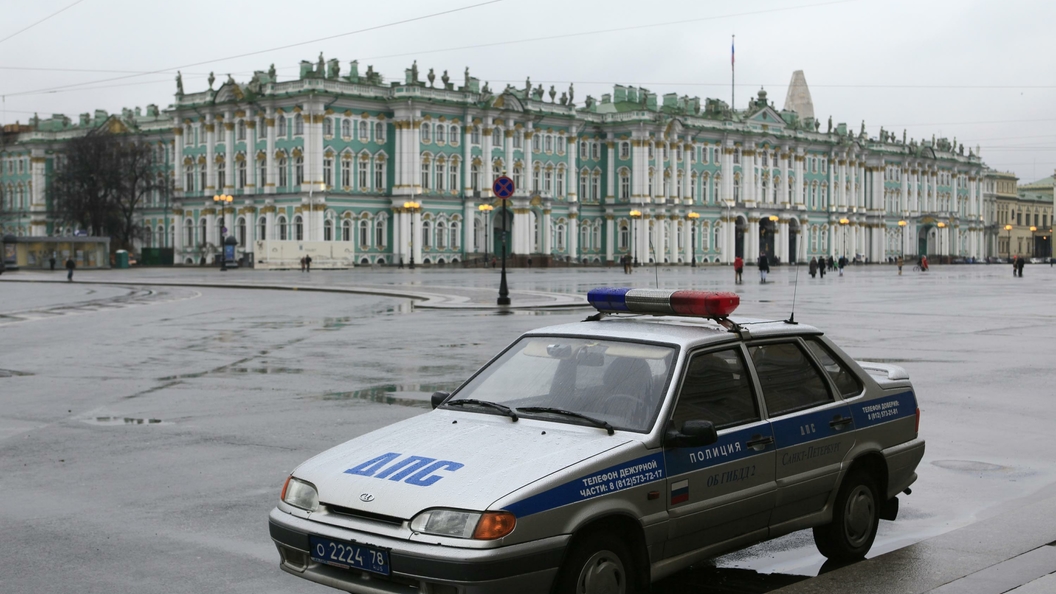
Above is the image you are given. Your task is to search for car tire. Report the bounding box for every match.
[554,532,638,594]
[813,469,880,561]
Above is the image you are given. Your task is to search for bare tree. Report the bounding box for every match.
[50,134,123,238]
[112,140,166,250]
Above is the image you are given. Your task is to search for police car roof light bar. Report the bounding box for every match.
[587,287,739,320]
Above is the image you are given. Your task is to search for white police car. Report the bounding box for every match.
[270,287,924,594]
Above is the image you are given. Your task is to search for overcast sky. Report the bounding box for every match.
[2,0,1054,182]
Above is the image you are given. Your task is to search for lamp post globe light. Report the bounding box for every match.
[898,220,908,260]
[1005,224,1013,260]
[404,201,421,269]
[478,203,493,267]
[839,217,850,259]
[687,211,700,267]
[768,215,780,263]
[213,194,233,271]
[629,210,642,266]
[1029,226,1038,258]
[937,222,946,261]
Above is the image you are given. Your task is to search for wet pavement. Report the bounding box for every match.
[1,262,1055,593]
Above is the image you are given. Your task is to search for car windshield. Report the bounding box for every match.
[447,336,677,433]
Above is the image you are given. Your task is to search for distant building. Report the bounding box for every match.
[1,58,991,266]
[783,71,815,122]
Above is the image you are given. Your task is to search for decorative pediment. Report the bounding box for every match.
[214,82,245,103]
[491,92,525,112]
[746,105,786,129]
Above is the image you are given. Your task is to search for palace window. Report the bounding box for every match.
[185,170,194,193]
[324,219,333,241]
[471,126,481,145]
[237,160,247,189]
[294,114,304,136]
[278,115,287,137]
[436,162,446,191]
[259,159,267,188]
[359,121,369,141]
[278,215,288,240]
[437,221,446,249]
[591,174,600,201]
[620,142,630,160]
[294,156,304,185]
[619,222,629,250]
[421,160,430,190]
[376,219,386,246]
[448,125,458,145]
[342,219,351,241]
[579,171,588,199]
[341,160,351,189]
[294,215,303,241]
[619,170,630,200]
[214,160,225,189]
[544,168,553,196]
[471,164,481,191]
[556,168,565,196]
[342,119,351,138]
[258,217,267,242]
[374,161,385,190]
[323,158,333,187]
[199,164,207,192]
[513,166,523,190]
[422,220,431,248]
[580,141,588,160]
[359,220,370,246]
[544,135,553,153]
[591,142,600,160]
[278,158,288,187]
[236,120,246,141]
[358,160,369,190]
[513,132,522,149]
[436,125,445,144]
[492,128,502,146]
[323,117,333,137]
[449,160,458,191]
[421,123,431,143]
[532,134,541,152]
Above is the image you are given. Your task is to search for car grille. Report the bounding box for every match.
[322,503,406,526]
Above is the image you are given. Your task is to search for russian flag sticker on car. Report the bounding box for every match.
[671,480,689,505]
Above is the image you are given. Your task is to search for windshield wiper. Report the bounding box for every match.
[518,407,615,435]
[444,399,518,421]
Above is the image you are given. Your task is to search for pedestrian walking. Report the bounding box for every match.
[734,256,744,284]
[758,253,770,284]
[808,257,818,278]
[65,257,76,281]
[527,257,532,268]
[1015,256,1025,277]
[398,257,404,269]
[897,256,904,275]
[921,255,929,271]
[305,255,312,272]
[300,256,306,272]
[49,255,56,271]
[838,255,847,277]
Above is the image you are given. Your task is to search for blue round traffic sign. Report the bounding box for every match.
[492,176,515,198]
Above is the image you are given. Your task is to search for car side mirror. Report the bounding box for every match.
[665,420,718,448]
[430,391,450,409]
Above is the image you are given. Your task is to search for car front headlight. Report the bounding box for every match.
[410,509,516,540]
[281,476,319,512]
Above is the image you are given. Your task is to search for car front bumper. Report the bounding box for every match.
[269,508,566,594]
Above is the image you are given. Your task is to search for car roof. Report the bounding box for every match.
[525,315,823,350]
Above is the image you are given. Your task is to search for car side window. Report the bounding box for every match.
[749,342,833,417]
[673,348,759,430]
[804,339,864,398]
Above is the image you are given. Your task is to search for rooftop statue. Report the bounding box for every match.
[525,77,531,94]
[317,53,325,74]
[227,73,236,86]
[175,71,184,95]
[441,70,450,88]
[827,116,832,133]
[568,83,574,106]
[208,72,215,90]
[411,60,419,83]
[328,60,341,79]
[428,68,435,87]
[464,67,470,88]
[269,64,276,80]
[560,92,568,106]
[549,85,556,102]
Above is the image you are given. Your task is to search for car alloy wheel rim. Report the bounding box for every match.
[577,550,626,594]
[844,484,876,548]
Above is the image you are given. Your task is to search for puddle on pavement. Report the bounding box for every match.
[933,459,1007,472]
[653,563,807,593]
[224,366,304,375]
[321,382,462,408]
[0,369,34,378]
[84,416,167,426]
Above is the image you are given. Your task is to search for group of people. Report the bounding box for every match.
[807,255,851,278]
[1012,255,1026,277]
[732,254,772,284]
[299,255,312,272]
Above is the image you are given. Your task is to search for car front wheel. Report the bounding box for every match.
[813,469,880,561]
[555,532,637,594]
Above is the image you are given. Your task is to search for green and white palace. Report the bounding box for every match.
[1,56,1001,267]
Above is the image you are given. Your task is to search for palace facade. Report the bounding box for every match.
[1,57,995,266]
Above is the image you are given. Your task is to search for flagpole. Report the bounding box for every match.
[731,34,735,111]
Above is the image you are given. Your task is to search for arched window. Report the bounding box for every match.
[237,160,247,189]
[216,160,226,191]
[451,221,460,248]
[278,114,287,137]
[358,120,368,140]
[258,217,267,242]
[421,159,431,190]
[375,218,386,246]
[449,125,459,145]
[184,219,194,247]
[435,161,445,191]
[436,126,445,144]
[293,215,303,241]
[619,223,629,250]
[449,158,459,191]
[358,158,369,190]
[278,215,288,240]
[619,169,630,200]
[374,159,385,190]
[323,117,333,136]
[556,222,566,251]
[258,155,267,188]
[342,119,351,138]
[199,218,207,245]
[557,167,566,196]
[374,122,385,142]
[471,126,481,145]
[294,113,304,135]
[436,221,446,249]
[294,156,304,185]
[341,219,351,241]
[580,223,590,251]
[341,159,352,189]
[236,217,247,247]
[323,158,333,187]
[278,157,288,187]
[593,221,601,249]
[544,167,553,196]
[236,120,246,141]
[620,142,630,160]
[359,219,370,246]
[471,163,481,191]
[422,220,431,248]
[324,218,333,241]
[513,132,522,149]
[591,172,600,201]
[421,123,432,143]
[492,128,502,146]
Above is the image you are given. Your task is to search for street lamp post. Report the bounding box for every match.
[687,211,699,267]
[213,194,233,271]
[1004,224,1013,260]
[404,201,421,269]
[1030,226,1038,258]
[768,215,780,264]
[497,196,510,306]
[630,209,642,266]
[478,203,493,268]
[839,217,850,260]
[898,220,907,260]
[937,222,946,262]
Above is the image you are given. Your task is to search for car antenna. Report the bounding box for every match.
[785,261,801,325]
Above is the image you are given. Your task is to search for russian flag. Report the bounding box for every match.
[731,38,735,67]
[671,480,689,505]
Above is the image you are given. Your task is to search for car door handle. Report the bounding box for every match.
[746,435,774,449]
[829,416,854,429]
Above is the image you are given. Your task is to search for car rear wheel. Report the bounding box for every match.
[813,469,880,561]
[555,532,637,594]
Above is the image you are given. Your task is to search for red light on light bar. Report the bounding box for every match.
[670,291,740,318]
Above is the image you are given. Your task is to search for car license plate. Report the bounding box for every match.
[309,535,390,576]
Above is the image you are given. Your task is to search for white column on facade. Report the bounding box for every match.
[543,208,552,255]
[909,169,918,213]
[463,201,475,253]
[746,217,759,262]
[173,205,185,255]
[413,209,422,264]
[266,111,277,195]
[482,125,493,192]
[776,220,788,262]
[204,202,217,249]
[174,120,185,194]
[206,118,217,193]
[605,214,615,263]
[606,140,616,204]
[568,211,578,261]
[681,140,691,204]
[224,114,235,191]
[245,120,257,194]
[244,204,256,248]
[462,124,472,197]
[504,121,514,179]
[523,126,534,198]
[264,202,275,241]
[667,215,678,262]
[568,126,578,200]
